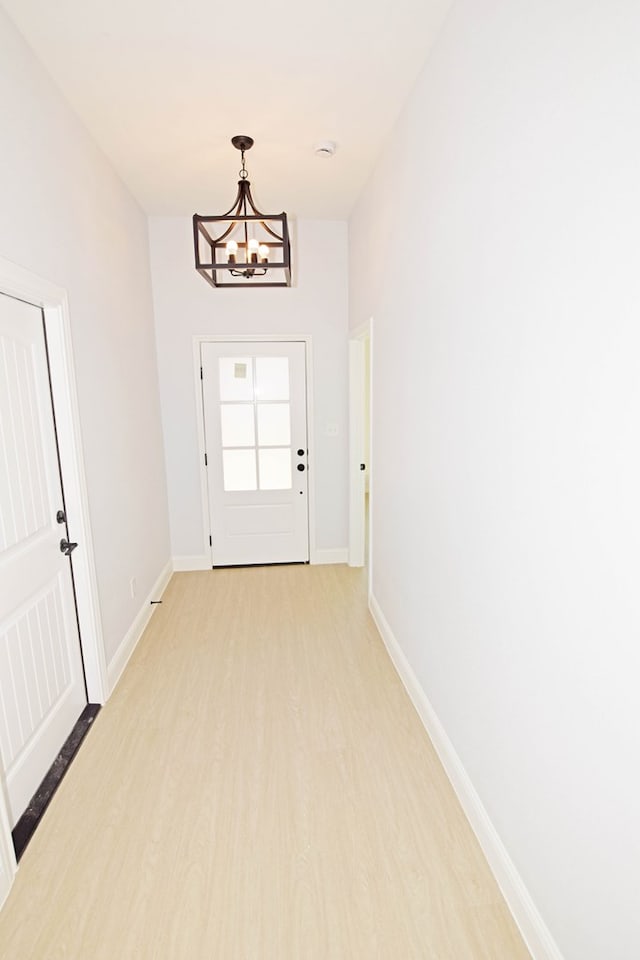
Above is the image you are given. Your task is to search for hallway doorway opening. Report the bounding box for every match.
[348,320,372,580]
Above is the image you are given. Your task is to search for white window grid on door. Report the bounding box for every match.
[218,355,293,493]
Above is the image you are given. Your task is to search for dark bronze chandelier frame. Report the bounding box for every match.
[193,136,291,288]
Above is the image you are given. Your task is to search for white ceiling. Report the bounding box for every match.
[1,0,451,219]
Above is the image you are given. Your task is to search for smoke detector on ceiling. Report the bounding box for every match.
[314,140,338,158]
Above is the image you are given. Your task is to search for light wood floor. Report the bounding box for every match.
[0,564,530,959]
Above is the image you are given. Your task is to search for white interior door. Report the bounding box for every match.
[201,340,309,566]
[0,293,87,827]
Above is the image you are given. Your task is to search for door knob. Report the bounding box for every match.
[60,538,78,556]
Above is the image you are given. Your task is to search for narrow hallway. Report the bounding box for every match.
[0,565,529,958]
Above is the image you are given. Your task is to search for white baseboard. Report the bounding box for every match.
[369,592,565,960]
[107,560,173,695]
[311,547,348,565]
[172,554,211,571]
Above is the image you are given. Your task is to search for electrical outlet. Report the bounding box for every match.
[129,577,137,599]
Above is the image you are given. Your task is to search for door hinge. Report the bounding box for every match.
[200,366,203,380]
[209,535,212,547]
[204,452,208,466]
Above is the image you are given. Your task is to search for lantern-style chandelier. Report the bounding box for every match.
[193,136,291,288]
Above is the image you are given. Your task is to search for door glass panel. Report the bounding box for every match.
[257,403,291,447]
[220,404,255,447]
[259,448,292,490]
[255,357,289,401]
[219,358,254,401]
[223,449,257,491]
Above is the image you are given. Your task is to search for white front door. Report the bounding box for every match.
[0,293,87,827]
[201,340,309,566]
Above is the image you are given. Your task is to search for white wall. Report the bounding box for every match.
[149,217,349,564]
[0,9,171,668]
[350,1,640,958]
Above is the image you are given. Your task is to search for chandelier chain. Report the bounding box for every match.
[239,149,248,180]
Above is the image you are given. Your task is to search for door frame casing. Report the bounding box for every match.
[348,319,373,586]
[0,774,14,910]
[193,334,317,566]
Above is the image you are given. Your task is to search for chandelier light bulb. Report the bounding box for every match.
[259,244,269,263]
[226,240,238,263]
[248,238,259,264]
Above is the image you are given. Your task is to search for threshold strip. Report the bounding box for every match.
[12,703,101,862]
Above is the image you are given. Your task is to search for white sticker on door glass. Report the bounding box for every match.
[255,357,289,401]
[219,358,254,402]
[220,405,255,447]
[223,449,257,491]
[257,403,291,447]
[258,448,292,490]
